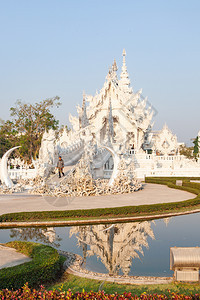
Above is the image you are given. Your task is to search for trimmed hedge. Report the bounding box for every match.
[0,241,65,290]
[145,176,200,182]
[0,178,200,223]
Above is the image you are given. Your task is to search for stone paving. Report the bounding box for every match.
[0,244,31,270]
[0,183,195,216]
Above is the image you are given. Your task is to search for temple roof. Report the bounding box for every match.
[68,50,154,149]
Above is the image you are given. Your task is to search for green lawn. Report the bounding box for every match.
[49,273,200,296]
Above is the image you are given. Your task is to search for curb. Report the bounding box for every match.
[1,208,200,228]
[59,250,173,285]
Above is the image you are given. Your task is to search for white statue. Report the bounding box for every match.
[0,146,20,188]
[38,129,57,165]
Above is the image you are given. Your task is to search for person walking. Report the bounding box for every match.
[57,156,65,178]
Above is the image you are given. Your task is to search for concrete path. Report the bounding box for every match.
[0,244,31,269]
[0,184,195,215]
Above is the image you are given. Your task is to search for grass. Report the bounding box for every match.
[0,241,65,290]
[49,273,200,296]
[1,177,200,224]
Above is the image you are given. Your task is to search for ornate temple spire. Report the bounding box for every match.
[106,59,118,83]
[112,59,118,72]
[111,59,118,81]
[106,66,112,82]
[120,49,131,91]
[80,91,89,129]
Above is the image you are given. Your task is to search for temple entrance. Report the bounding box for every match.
[103,155,114,178]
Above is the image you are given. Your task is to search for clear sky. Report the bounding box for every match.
[0,0,200,145]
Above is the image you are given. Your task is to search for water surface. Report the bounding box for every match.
[1,212,200,277]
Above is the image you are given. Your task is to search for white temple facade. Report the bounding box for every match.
[33,49,200,180]
[1,49,200,182]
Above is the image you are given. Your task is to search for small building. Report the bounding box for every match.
[170,247,200,282]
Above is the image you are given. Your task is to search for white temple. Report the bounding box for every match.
[32,49,200,180]
[1,49,200,183]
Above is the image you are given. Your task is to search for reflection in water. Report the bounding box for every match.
[9,218,172,276]
[163,217,171,226]
[10,227,61,248]
[70,221,156,275]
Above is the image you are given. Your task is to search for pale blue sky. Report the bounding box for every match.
[0,0,200,145]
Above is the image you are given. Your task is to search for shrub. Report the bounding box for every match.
[0,283,200,299]
[0,241,65,290]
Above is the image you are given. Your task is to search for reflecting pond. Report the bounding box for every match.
[1,212,200,277]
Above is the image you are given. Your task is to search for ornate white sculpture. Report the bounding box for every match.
[102,145,120,186]
[154,124,178,156]
[38,128,57,165]
[0,146,20,188]
[34,128,57,178]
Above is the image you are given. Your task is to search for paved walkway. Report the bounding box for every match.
[0,244,31,269]
[0,184,195,215]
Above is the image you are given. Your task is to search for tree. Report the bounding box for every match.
[193,136,199,157]
[0,97,61,161]
[179,144,194,159]
[0,119,17,158]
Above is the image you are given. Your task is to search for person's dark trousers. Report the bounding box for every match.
[58,168,64,178]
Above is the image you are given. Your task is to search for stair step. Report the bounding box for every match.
[46,165,74,186]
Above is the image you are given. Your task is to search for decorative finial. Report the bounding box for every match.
[122,49,127,67]
[112,59,118,72]
[163,123,168,130]
[120,48,131,90]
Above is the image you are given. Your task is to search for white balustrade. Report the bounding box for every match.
[8,168,37,180]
